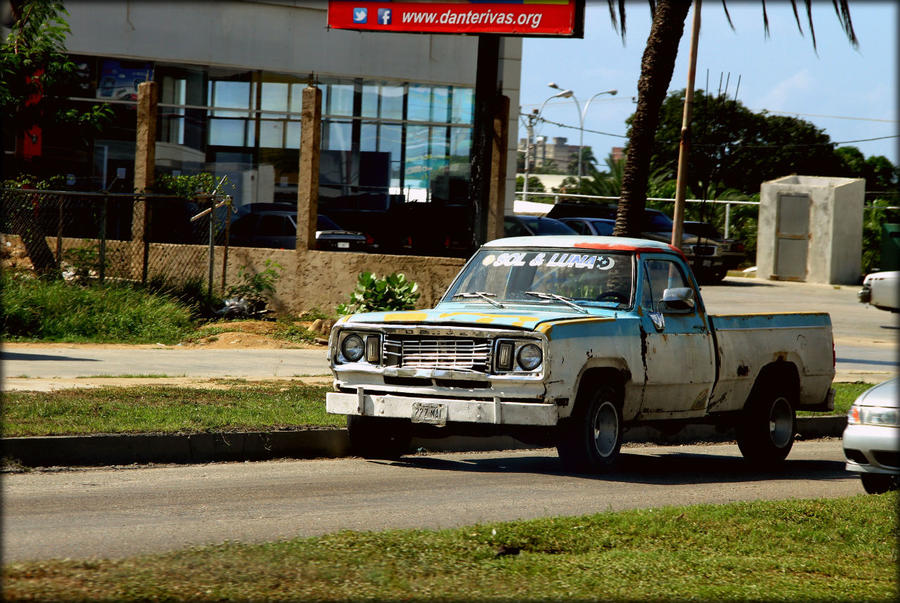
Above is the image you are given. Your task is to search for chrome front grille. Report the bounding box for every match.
[383,335,492,371]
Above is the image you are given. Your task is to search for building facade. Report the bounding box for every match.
[6,0,522,234]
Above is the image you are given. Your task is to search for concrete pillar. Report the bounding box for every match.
[132,81,157,281]
[297,85,321,252]
[487,95,509,241]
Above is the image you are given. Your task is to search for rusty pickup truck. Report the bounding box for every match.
[326,235,835,472]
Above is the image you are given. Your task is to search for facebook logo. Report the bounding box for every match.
[352,8,367,24]
[377,8,391,25]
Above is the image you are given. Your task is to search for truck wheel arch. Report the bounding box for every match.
[571,364,630,419]
[745,360,800,411]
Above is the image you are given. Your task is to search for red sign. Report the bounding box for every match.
[327,1,582,37]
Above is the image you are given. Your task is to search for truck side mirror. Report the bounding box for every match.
[659,287,695,314]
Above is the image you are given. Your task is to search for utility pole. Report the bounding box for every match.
[522,109,539,199]
[672,0,701,249]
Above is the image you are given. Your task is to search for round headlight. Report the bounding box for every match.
[517,344,542,371]
[341,334,365,362]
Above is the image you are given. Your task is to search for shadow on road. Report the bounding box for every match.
[392,449,849,486]
[1,352,99,362]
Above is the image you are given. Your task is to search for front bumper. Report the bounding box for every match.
[842,423,900,475]
[326,390,559,426]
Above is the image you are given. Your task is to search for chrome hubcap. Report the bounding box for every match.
[768,396,793,448]
[592,401,619,458]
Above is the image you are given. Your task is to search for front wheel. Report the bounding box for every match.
[347,415,412,459]
[557,386,623,473]
[736,386,796,467]
[861,473,899,494]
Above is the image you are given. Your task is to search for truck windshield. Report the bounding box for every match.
[444,248,634,309]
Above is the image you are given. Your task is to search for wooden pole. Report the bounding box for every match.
[297,84,322,252]
[672,0,701,249]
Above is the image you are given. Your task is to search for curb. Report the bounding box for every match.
[1,416,847,468]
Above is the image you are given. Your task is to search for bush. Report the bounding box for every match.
[1,273,195,343]
[337,272,420,315]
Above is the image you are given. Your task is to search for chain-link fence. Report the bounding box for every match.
[1,188,233,295]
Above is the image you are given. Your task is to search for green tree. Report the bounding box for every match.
[1,0,111,176]
[635,89,843,199]
[515,175,546,193]
[607,0,857,237]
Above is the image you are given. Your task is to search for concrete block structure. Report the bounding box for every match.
[758,175,865,285]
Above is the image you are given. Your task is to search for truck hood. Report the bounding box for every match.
[342,304,607,331]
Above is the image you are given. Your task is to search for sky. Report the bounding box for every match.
[518,0,899,172]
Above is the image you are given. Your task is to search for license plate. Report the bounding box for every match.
[337,241,350,249]
[702,260,711,267]
[411,401,448,425]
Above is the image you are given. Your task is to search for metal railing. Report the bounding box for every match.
[515,191,898,239]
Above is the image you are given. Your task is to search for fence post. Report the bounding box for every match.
[724,202,731,239]
[55,194,63,266]
[133,81,157,283]
[98,193,108,283]
[221,195,231,294]
[207,195,215,298]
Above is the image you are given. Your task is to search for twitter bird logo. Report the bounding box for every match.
[352,8,367,24]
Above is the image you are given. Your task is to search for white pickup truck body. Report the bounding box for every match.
[327,236,835,471]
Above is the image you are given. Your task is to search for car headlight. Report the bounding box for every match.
[517,344,542,371]
[340,333,365,362]
[848,404,900,427]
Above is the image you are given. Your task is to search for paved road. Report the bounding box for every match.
[2,276,895,386]
[2,438,862,562]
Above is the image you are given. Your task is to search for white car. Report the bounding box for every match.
[858,271,899,313]
[842,378,899,494]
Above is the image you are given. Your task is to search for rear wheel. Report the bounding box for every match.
[737,385,796,467]
[557,385,623,473]
[861,473,899,494]
[347,415,412,459]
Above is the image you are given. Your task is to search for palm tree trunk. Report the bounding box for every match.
[614,0,692,237]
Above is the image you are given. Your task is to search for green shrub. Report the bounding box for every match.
[1,273,195,343]
[225,260,283,312]
[337,272,420,315]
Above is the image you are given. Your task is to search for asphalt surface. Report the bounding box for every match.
[2,438,862,562]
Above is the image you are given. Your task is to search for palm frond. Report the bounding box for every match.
[832,0,859,47]
[720,0,735,31]
[790,0,803,35]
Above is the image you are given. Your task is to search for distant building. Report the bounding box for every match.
[518,136,582,171]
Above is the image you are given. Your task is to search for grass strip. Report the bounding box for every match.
[798,381,870,417]
[2,382,867,438]
[2,493,896,601]
[1,383,341,436]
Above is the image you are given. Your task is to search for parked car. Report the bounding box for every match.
[229,206,371,251]
[504,214,577,237]
[546,200,730,283]
[683,220,747,272]
[558,217,616,236]
[842,378,899,494]
[858,271,899,313]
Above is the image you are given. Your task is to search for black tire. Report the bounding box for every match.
[736,385,796,467]
[347,415,412,459]
[557,385,623,473]
[861,473,899,494]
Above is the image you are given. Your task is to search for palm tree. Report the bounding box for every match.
[610,0,857,237]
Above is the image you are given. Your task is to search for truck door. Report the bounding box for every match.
[637,256,716,417]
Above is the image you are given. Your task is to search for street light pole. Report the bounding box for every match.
[548,83,617,187]
[523,90,574,202]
